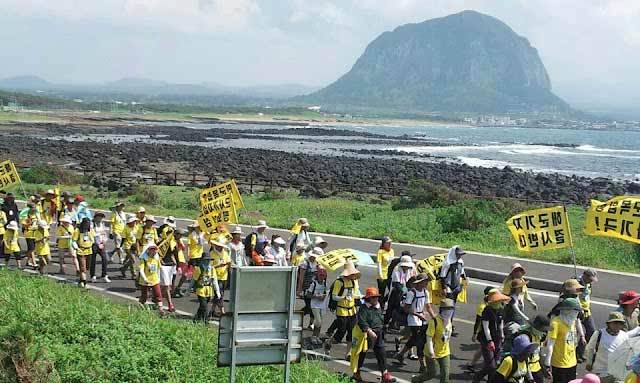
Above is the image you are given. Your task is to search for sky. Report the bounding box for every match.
[0,0,639,108]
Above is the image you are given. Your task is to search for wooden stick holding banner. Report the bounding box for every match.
[563,205,578,278]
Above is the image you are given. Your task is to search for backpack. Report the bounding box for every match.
[328,278,346,312]
[489,355,520,383]
[385,257,403,288]
[591,329,604,366]
[288,233,299,254]
[156,223,168,238]
[402,288,418,314]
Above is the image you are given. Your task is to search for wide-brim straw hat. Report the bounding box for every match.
[399,255,415,268]
[341,260,361,277]
[257,220,268,229]
[127,217,138,224]
[230,226,243,235]
[314,236,327,246]
[487,289,511,303]
[607,311,626,324]
[273,237,286,245]
[298,217,310,227]
[364,287,381,299]
[145,215,157,223]
[563,279,585,293]
[413,273,430,284]
[6,221,19,231]
[211,235,227,247]
[112,201,125,208]
[137,206,146,213]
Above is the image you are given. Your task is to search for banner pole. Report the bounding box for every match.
[18,179,28,200]
[563,205,578,278]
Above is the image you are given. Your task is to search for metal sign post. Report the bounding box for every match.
[219,266,301,383]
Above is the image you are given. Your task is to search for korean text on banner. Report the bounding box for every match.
[198,195,238,232]
[157,237,172,257]
[200,180,244,210]
[585,196,640,244]
[506,206,572,252]
[317,249,359,271]
[0,160,21,189]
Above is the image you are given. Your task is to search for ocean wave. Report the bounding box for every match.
[456,156,512,168]
[576,144,640,154]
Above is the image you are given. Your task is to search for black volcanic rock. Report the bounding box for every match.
[304,10,570,113]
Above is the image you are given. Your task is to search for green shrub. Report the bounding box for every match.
[131,184,160,205]
[393,180,467,209]
[20,164,83,185]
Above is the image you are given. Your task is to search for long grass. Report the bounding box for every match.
[0,270,348,383]
[16,182,640,273]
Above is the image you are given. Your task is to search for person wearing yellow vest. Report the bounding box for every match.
[325,261,362,356]
[159,228,182,313]
[544,297,581,383]
[192,253,220,323]
[73,218,95,288]
[120,216,141,279]
[138,243,163,313]
[412,298,455,383]
[3,221,22,268]
[34,220,51,275]
[42,189,58,225]
[512,315,551,383]
[109,201,126,264]
[137,215,159,247]
[350,287,395,383]
[56,216,77,275]
[0,208,6,262]
[211,235,231,317]
[188,221,205,266]
[21,202,40,268]
[136,206,146,225]
[493,334,538,383]
[377,236,395,304]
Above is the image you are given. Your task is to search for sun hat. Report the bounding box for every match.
[295,245,306,253]
[94,211,105,218]
[311,247,324,256]
[364,287,381,299]
[230,226,243,235]
[210,235,227,247]
[256,220,268,229]
[314,236,327,246]
[583,268,598,283]
[568,374,601,383]
[112,201,125,208]
[274,237,286,245]
[487,289,511,303]
[620,290,640,306]
[511,278,528,289]
[145,215,157,223]
[530,315,551,332]
[46,189,55,195]
[127,216,138,224]
[607,311,626,324]
[413,273,430,284]
[298,218,310,227]
[563,279,585,293]
[37,220,49,229]
[512,334,538,357]
[399,255,415,268]
[137,206,146,213]
[483,286,494,296]
[6,221,18,231]
[164,216,176,228]
[66,197,75,204]
[557,297,582,312]
[74,194,84,203]
[176,229,188,236]
[381,236,392,244]
[341,260,361,278]
[511,262,525,274]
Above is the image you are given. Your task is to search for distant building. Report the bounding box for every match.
[307,106,322,112]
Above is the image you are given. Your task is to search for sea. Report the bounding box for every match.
[55,121,640,181]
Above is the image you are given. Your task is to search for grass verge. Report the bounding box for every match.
[0,270,348,383]
[14,181,640,273]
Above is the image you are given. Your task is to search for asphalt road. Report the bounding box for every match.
[2,213,619,383]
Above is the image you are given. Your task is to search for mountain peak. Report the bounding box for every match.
[0,75,51,89]
[303,11,569,114]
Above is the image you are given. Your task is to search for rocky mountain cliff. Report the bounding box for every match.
[303,10,571,114]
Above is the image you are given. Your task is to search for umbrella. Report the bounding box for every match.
[609,336,640,381]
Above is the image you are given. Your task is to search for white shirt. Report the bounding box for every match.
[271,247,288,266]
[404,288,430,326]
[295,230,312,250]
[586,327,640,376]
[228,241,245,267]
[392,267,416,284]
[92,221,109,246]
[306,280,327,309]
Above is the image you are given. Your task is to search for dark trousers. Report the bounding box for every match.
[90,244,108,277]
[406,326,427,357]
[357,328,386,373]
[303,297,315,321]
[473,345,500,383]
[0,234,4,259]
[333,315,356,343]
[327,318,339,335]
[384,288,402,326]
[532,369,545,383]
[195,296,211,323]
[552,366,576,383]
[377,279,388,305]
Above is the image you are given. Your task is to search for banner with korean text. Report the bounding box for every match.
[507,206,573,252]
[585,196,640,244]
[200,180,244,210]
[0,160,21,189]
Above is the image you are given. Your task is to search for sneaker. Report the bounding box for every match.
[394,337,401,352]
[103,276,111,283]
[382,371,396,383]
[351,372,363,382]
[119,267,126,278]
[168,304,176,313]
[323,339,333,352]
[91,276,97,283]
[408,353,419,361]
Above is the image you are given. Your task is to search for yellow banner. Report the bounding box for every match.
[585,196,640,244]
[199,179,244,210]
[290,221,302,235]
[415,253,446,281]
[0,160,21,189]
[197,196,237,233]
[506,206,572,252]
[317,249,359,271]
[157,237,172,257]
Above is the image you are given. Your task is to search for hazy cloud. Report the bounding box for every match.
[0,0,638,107]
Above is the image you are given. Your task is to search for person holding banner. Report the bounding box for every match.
[298,248,321,328]
[210,235,231,317]
[439,246,468,321]
[577,269,599,361]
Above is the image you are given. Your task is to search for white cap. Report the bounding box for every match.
[273,237,286,245]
